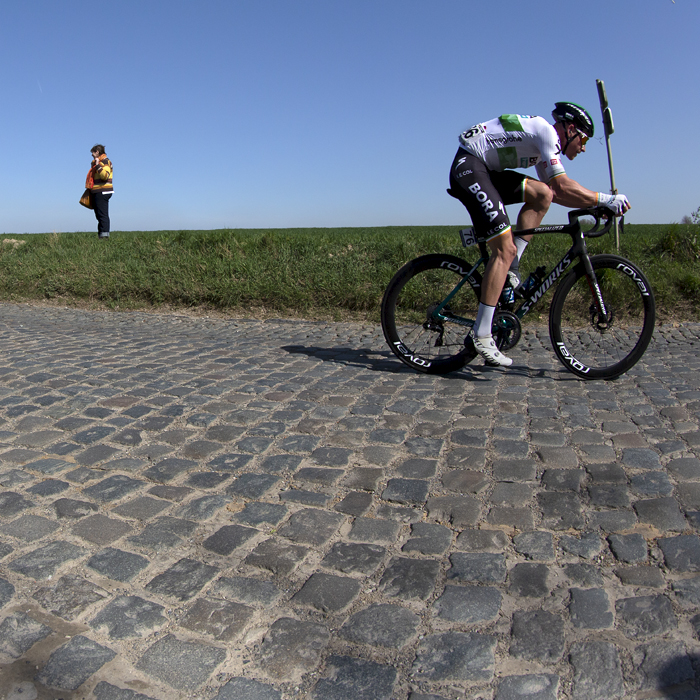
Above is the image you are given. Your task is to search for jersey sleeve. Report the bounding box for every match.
[532,118,566,182]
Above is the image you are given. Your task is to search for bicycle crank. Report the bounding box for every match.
[493,310,522,351]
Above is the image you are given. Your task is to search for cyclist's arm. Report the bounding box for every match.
[548,174,598,208]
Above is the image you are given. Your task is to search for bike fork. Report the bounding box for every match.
[582,257,609,321]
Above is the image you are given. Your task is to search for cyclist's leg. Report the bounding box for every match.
[510,176,553,280]
[450,153,516,307]
[478,230,517,308]
[471,230,517,367]
[516,177,553,230]
[449,152,515,366]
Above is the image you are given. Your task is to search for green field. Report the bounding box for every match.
[1,222,698,323]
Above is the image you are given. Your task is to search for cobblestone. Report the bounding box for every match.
[91,595,167,639]
[37,635,117,691]
[616,594,677,639]
[0,611,53,658]
[495,674,559,700]
[510,610,565,662]
[569,641,624,700]
[339,602,420,647]
[608,532,648,562]
[659,534,700,571]
[311,655,397,700]
[257,617,330,682]
[1,306,700,698]
[135,634,227,691]
[380,557,440,600]
[434,584,502,623]
[412,631,496,682]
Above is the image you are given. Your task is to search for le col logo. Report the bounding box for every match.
[456,156,473,174]
[487,221,509,237]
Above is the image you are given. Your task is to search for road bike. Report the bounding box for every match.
[380,206,655,380]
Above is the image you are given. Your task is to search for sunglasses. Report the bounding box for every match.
[574,128,589,146]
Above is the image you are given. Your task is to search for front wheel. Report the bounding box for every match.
[381,254,482,374]
[549,254,655,380]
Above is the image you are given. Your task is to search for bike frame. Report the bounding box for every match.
[432,209,610,327]
[512,225,606,320]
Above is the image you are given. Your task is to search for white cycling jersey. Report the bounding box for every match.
[458,114,566,183]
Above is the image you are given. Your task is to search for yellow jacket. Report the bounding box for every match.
[91,156,113,193]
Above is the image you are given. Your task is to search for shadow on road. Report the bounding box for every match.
[280,344,561,382]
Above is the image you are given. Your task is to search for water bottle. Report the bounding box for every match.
[522,266,547,294]
[501,286,515,305]
[521,274,537,294]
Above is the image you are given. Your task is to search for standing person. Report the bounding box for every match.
[87,144,113,239]
[449,102,631,367]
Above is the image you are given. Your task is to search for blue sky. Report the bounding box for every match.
[1,0,697,233]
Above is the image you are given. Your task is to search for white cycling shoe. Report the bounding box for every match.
[506,270,521,290]
[472,334,513,367]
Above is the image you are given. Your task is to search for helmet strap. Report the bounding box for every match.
[559,122,575,156]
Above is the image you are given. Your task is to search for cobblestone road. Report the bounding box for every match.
[1,303,700,699]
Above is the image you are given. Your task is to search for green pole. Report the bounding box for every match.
[596,79,620,251]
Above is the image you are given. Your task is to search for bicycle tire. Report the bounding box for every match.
[549,254,655,380]
[381,253,481,374]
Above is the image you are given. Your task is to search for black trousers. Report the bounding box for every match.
[92,192,112,234]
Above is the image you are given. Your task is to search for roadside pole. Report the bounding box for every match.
[596,79,620,251]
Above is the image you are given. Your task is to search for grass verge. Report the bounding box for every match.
[1,222,698,324]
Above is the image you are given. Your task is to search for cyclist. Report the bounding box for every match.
[449,102,631,367]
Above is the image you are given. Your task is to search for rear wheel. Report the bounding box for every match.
[381,254,481,374]
[549,254,655,379]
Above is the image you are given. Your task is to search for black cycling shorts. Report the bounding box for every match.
[449,149,534,240]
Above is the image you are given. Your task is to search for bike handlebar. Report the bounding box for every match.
[567,206,616,238]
